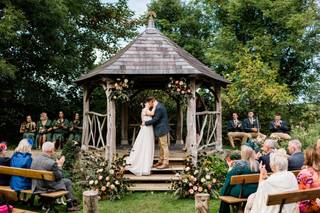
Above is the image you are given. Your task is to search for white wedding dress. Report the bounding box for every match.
[126,108,155,176]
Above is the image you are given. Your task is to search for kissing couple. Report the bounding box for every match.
[126,96,170,176]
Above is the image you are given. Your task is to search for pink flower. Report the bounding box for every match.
[101,186,106,191]
[98,175,103,180]
[189,189,194,194]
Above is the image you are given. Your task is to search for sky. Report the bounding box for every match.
[103,0,151,17]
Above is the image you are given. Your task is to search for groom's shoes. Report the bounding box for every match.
[153,162,162,168]
[156,163,169,169]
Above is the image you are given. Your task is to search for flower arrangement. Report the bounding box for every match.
[167,77,193,105]
[172,153,228,199]
[81,151,131,200]
[108,78,134,102]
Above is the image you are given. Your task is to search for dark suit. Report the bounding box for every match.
[243,118,260,133]
[258,152,272,173]
[269,120,290,133]
[145,102,170,163]
[145,102,169,138]
[288,152,304,171]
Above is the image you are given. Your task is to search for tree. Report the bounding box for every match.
[0,0,138,142]
[204,0,320,96]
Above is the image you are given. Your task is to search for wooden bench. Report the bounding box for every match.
[0,166,68,213]
[219,170,300,213]
[267,188,320,213]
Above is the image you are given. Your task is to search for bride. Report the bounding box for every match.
[126,101,158,176]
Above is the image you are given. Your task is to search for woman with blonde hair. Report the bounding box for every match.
[10,139,33,191]
[296,146,320,212]
[219,145,259,213]
[245,149,299,213]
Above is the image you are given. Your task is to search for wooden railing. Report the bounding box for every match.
[196,111,219,151]
[84,111,107,149]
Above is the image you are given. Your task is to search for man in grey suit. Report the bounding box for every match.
[144,96,170,169]
[31,142,79,211]
[288,139,304,171]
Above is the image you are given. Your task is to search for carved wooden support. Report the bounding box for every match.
[83,190,99,213]
[195,193,210,213]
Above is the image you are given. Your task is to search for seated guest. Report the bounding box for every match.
[219,145,259,213]
[0,143,11,186]
[245,149,299,213]
[296,147,320,213]
[269,113,291,140]
[19,115,37,147]
[243,111,266,140]
[31,142,79,211]
[288,139,304,171]
[10,139,33,191]
[258,139,277,173]
[227,112,249,148]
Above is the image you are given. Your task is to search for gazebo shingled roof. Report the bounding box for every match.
[76,20,230,85]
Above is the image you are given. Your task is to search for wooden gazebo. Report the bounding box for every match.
[76,16,230,165]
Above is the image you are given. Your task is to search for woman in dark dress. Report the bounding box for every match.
[219,145,259,213]
[0,143,11,186]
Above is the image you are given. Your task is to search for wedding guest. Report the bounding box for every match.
[68,113,82,143]
[0,143,11,186]
[288,139,304,171]
[36,112,53,149]
[297,147,320,213]
[243,111,266,140]
[245,149,299,213]
[10,139,33,191]
[227,112,249,148]
[19,115,37,146]
[269,113,291,140]
[219,145,259,213]
[53,111,69,150]
[31,142,79,211]
[258,139,277,172]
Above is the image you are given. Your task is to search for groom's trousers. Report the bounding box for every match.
[159,133,170,164]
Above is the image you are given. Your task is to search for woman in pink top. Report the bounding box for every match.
[297,147,320,213]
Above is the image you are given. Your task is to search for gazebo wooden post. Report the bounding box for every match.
[186,78,198,165]
[121,102,129,146]
[176,101,184,145]
[105,80,116,167]
[214,84,223,151]
[81,85,90,150]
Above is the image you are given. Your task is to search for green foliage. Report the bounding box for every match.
[172,153,228,199]
[80,151,130,200]
[291,122,320,149]
[61,140,81,177]
[223,49,293,114]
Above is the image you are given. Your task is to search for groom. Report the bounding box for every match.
[144,96,170,169]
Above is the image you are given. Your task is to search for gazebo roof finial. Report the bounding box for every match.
[147,11,156,29]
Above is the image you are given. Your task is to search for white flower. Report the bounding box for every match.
[201,178,206,183]
[185,167,190,172]
[94,180,98,185]
[183,179,188,183]
[97,168,103,173]
[194,170,199,175]
[110,184,115,190]
[105,176,110,181]
[109,169,115,175]
[205,175,211,180]
[205,168,209,172]
[115,180,120,185]
[106,182,110,187]
[89,180,94,185]
[175,173,180,177]
[189,183,193,187]
[124,79,128,83]
[198,187,203,192]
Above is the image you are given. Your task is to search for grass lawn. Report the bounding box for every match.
[97,192,219,213]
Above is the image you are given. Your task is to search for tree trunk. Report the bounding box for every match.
[83,190,99,213]
[195,193,210,213]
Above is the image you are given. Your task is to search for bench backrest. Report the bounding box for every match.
[0,166,55,181]
[267,188,320,206]
[230,170,300,185]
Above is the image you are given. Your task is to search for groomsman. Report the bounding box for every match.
[269,113,291,140]
[243,111,266,140]
[227,112,249,148]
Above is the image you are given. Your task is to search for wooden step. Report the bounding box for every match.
[129,183,172,191]
[151,164,184,172]
[125,174,179,181]
[153,157,185,162]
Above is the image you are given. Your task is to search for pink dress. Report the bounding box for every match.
[297,167,320,213]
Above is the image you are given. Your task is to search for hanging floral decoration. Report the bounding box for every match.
[108,78,134,102]
[167,77,193,105]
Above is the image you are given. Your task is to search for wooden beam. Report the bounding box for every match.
[176,101,184,145]
[214,84,223,151]
[81,85,90,150]
[105,81,117,167]
[121,102,129,146]
[186,79,198,165]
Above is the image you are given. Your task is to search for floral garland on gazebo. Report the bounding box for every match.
[108,78,134,102]
[167,77,193,105]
